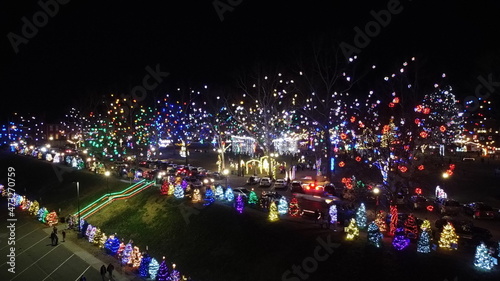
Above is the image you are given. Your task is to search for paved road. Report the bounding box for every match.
[0,199,139,281]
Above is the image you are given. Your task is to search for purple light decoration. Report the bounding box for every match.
[392,227,410,251]
[235,195,244,214]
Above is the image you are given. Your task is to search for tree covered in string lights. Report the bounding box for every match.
[235,195,244,214]
[329,204,337,224]
[122,242,134,265]
[139,252,152,278]
[174,185,184,199]
[157,257,170,281]
[346,218,359,240]
[404,214,418,240]
[417,230,431,254]
[214,185,224,200]
[375,211,387,233]
[225,187,234,202]
[389,205,398,236]
[289,197,300,217]
[278,197,288,215]
[268,201,279,221]
[204,187,215,206]
[392,227,410,251]
[168,264,181,281]
[248,190,259,205]
[367,221,383,248]
[356,203,367,229]
[148,258,160,280]
[439,222,459,250]
[104,234,120,255]
[474,242,495,270]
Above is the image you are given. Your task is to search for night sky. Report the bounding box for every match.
[1,0,499,122]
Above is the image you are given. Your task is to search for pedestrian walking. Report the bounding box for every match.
[50,232,56,246]
[54,233,59,245]
[53,226,58,234]
[62,230,66,242]
[107,263,114,279]
[100,264,107,281]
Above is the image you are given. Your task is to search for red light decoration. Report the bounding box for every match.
[355,156,361,162]
[414,118,420,125]
[449,164,455,170]
[350,116,356,123]
[426,205,434,212]
[420,131,428,138]
[415,105,423,112]
[382,125,390,133]
[358,121,365,128]
[340,133,347,140]
[404,145,410,151]
[423,108,431,114]
[392,97,400,104]
[415,188,422,195]
[339,161,345,167]
[418,165,424,171]
[446,169,453,176]
[440,125,446,132]
[389,102,395,108]
[398,166,408,173]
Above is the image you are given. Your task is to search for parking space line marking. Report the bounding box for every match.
[11,244,61,280]
[75,265,91,281]
[0,227,39,251]
[41,253,75,281]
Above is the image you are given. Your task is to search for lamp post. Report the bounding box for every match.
[223,169,229,188]
[104,171,110,196]
[76,181,80,233]
[373,187,380,212]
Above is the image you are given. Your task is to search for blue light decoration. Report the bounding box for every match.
[168,265,181,281]
[225,187,234,202]
[204,188,215,206]
[214,185,224,200]
[139,252,152,278]
[329,205,337,224]
[278,197,288,215]
[367,221,383,248]
[104,234,121,255]
[416,230,431,254]
[148,258,160,280]
[37,207,48,222]
[157,257,170,281]
[235,195,244,214]
[174,185,184,199]
[474,242,495,270]
[330,157,335,171]
[356,203,367,229]
[392,227,410,251]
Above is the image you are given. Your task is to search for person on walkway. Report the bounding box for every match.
[62,230,66,242]
[50,232,56,246]
[79,276,86,281]
[107,263,114,279]
[54,233,59,245]
[100,264,107,281]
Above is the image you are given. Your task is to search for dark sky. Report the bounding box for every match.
[1,0,499,122]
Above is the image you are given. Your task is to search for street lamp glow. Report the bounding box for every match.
[373,187,380,194]
[223,169,229,176]
[104,171,110,177]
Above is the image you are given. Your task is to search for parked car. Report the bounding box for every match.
[463,202,496,219]
[184,177,202,189]
[435,198,461,215]
[246,176,260,185]
[290,181,303,193]
[259,177,272,187]
[408,195,432,210]
[274,179,288,190]
[435,217,492,245]
[233,187,251,199]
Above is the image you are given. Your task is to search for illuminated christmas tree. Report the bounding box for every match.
[204,188,215,206]
[161,181,170,195]
[29,200,39,215]
[389,205,398,236]
[168,183,175,196]
[329,205,337,224]
[404,214,418,240]
[192,188,201,203]
[98,232,107,248]
[45,211,59,227]
[248,190,259,205]
[87,226,97,243]
[149,258,160,280]
[132,246,142,267]
[225,187,234,202]
[215,185,224,200]
[367,221,383,248]
[375,211,387,233]
[157,257,170,281]
[438,222,459,250]
[122,242,134,265]
[38,207,48,222]
[117,242,126,258]
[474,242,495,270]
[168,264,180,281]
[346,218,359,240]
[356,203,367,229]
[288,197,300,217]
[392,227,410,251]
[92,228,102,245]
[417,230,431,254]
[278,197,288,215]
[104,235,120,255]
[174,185,184,199]
[420,219,433,240]
[235,195,244,214]
[268,201,279,221]
[139,252,152,278]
